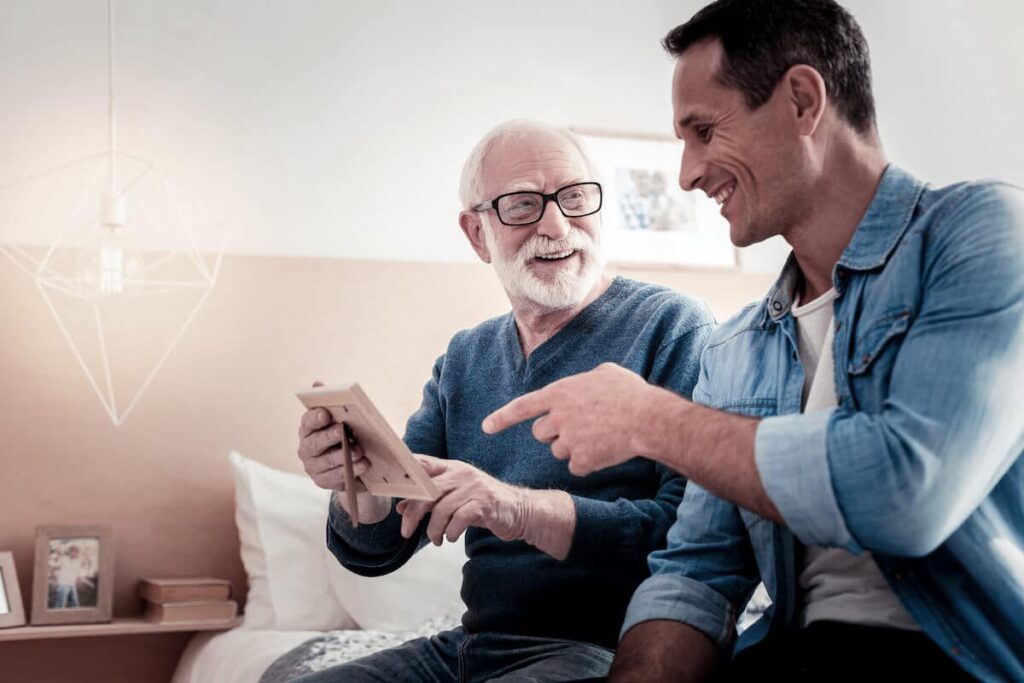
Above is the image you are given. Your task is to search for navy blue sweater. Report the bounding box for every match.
[327,277,714,648]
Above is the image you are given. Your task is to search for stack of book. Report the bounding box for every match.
[139,577,237,624]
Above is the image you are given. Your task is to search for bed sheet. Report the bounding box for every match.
[172,613,463,683]
[171,627,325,683]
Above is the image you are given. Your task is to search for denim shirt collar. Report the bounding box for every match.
[761,164,926,327]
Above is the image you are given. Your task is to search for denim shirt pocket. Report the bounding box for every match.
[716,399,779,532]
[846,308,912,411]
[848,308,911,375]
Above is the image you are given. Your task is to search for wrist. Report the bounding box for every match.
[333,490,392,525]
[518,488,576,561]
[630,385,693,462]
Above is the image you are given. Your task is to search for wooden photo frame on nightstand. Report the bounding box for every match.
[31,525,114,626]
[0,552,27,629]
[297,383,441,507]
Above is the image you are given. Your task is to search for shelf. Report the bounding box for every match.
[0,616,241,642]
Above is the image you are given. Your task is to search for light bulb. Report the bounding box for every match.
[75,192,141,298]
[98,235,126,294]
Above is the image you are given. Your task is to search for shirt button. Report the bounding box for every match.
[862,353,871,364]
[772,301,783,312]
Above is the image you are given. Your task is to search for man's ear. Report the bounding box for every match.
[459,210,492,264]
[782,64,827,137]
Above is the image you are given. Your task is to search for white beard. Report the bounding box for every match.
[483,219,606,311]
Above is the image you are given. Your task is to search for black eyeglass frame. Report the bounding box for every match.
[472,182,603,227]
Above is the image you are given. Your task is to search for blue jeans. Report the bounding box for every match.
[291,628,613,683]
[54,583,79,608]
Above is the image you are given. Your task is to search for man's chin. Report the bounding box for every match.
[515,272,592,311]
[729,220,762,249]
[496,247,605,312]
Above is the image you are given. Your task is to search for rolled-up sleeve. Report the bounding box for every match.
[755,408,859,552]
[621,482,759,648]
[621,573,737,647]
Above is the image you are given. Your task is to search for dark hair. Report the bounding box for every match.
[663,0,876,134]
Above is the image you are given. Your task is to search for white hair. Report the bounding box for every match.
[458,119,600,209]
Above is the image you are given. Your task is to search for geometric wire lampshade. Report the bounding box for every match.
[0,152,227,427]
[0,0,227,426]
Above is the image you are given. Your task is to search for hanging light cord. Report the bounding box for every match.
[108,0,116,196]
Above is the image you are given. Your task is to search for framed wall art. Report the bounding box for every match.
[574,128,737,269]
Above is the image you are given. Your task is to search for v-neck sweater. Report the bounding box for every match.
[327,276,715,648]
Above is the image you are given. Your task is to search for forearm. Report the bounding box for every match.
[634,386,782,523]
[518,488,575,561]
[610,620,721,683]
[333,490,393,525]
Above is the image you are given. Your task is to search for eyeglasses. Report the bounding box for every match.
[472,182,602,227]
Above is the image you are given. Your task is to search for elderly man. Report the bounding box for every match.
[485,2,1024,681]
[295,120,714,682]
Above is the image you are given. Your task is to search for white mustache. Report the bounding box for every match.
[515,230,594,264]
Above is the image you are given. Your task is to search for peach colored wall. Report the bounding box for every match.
[0,253,775,682]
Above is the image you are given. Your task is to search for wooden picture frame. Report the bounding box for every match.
[31,525,114,626]
[572,128,739,270]
[0,551,27,629]
[297,383,440,502]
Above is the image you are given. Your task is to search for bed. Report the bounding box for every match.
[170,452,466,683]
[172,612,464,683]
[171,451,770,683]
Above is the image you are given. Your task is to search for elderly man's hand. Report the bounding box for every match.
[397,456,527,546]
[297,381,390,524]
[481,363,661,476]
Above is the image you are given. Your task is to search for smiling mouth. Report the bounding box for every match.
[533,249,577,262]
[712,180,736,206]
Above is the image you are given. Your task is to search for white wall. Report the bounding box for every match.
[0,0,1021,265]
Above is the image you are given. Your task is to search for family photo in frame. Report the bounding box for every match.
[30,524,114,626]
[0,551,27,629]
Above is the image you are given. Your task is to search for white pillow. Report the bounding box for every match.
[327,514,467,632]
[229,451,356,630]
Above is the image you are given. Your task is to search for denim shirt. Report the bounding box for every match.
[621,165,1024,682]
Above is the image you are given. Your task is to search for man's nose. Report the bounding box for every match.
[678,144,704,192]
[534,199,571,241]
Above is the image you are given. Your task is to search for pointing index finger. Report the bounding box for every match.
[481,389,550,435]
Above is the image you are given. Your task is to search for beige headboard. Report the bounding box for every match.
[0,253,774,681]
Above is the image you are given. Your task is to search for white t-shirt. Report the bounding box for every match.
[791,287,920,631]
[55,555,84,586]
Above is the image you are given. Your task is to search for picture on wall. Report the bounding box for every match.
[31,525,114,625]
[574,129,737,269]
[0,551,27,629]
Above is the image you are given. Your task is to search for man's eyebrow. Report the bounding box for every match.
[502,181,541,193]
[677,111,713,133]
[501,176,586,194]
[554,175,587,188]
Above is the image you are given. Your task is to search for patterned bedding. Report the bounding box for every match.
[260,613,463,683]
[258,589,771,682]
